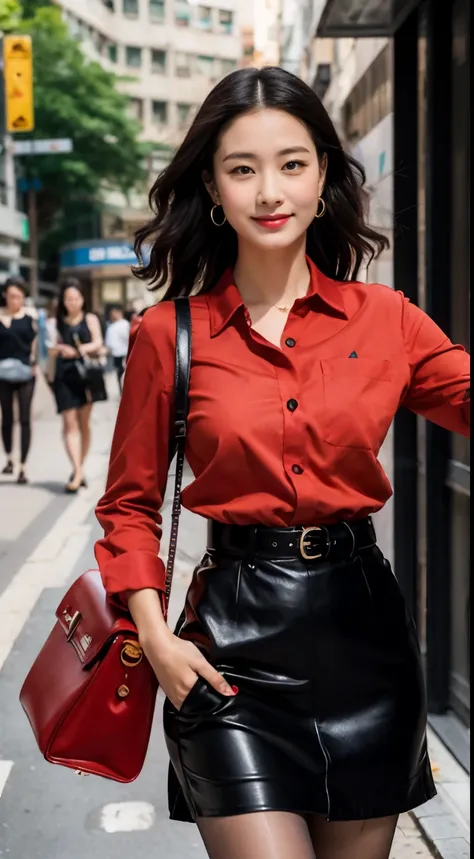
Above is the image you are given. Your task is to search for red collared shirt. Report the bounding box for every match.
[95,259,470,600]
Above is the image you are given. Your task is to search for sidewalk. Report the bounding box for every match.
[0,374,468,858]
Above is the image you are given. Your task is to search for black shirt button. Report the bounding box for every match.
[285,338,296,348]
[292,464,304,475]
[287,398,298,412]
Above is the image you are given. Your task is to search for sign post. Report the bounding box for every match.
[13,140,73,299]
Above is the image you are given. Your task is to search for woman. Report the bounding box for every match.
[50,278,106,493]
[44,298,59,388]
[0,276,37,484]
[95,68,470,859]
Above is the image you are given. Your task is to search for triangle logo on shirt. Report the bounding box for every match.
[348,351,358,358]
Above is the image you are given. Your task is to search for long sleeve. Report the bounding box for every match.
[400,295,470,436]
[95,310,173,603]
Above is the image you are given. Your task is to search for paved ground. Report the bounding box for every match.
[0,372,448,857]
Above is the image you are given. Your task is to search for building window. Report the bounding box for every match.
[218,9,233,34]
[177,102,193,126]
[123,0,139,17]
[220,58,237,76]
[342,45,392,144]
[126,46,142,67]
[108,42,118,62]
[128,97,143,122]
[196,54,214,77]
[152,100,168,124]
[149,0,165,21]
[95,33,106,55]
[151,49,167,73]
[175,0,191,26]
[196,5,212,30]
[175,52,192,76]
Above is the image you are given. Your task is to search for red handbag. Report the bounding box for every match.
[19,299,192,782]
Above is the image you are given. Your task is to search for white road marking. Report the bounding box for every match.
[0,761,13,798]
[99,801,156,833]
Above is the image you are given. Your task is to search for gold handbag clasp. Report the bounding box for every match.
[63,609,82,641]
[120,640,143,667]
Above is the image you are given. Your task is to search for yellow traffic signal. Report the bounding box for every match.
[3,35,34,133]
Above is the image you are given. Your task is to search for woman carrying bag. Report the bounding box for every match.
[94,68,470,859]
[50,278,107,493]
[0,276,37,484]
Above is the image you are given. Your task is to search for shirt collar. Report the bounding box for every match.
[207,256,348,337]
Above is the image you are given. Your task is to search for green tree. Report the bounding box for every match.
[0,0,22,32]
[15,6,148,275]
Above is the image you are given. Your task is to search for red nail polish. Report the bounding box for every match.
[231,685,239,694]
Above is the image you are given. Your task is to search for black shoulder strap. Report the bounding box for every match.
[163,298,192,615]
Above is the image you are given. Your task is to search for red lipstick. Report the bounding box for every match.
[253,214,292,229]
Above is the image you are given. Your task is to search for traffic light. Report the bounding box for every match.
[3,35,34,133]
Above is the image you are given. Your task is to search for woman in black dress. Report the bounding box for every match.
[50,278,106,493]
[95,68,470,859]
[0,277,37,484]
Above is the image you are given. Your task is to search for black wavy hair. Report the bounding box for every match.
[134,66,388,296]
[56,277,86,337]
[1,276,28,306]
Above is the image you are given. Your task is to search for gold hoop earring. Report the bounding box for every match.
[210,205,227,227]
[315,197,326,219]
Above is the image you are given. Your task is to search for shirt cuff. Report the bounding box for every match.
[100,550,166,605]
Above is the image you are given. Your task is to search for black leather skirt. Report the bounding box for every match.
[163,518,436,823]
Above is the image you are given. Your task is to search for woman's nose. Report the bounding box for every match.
[256,173,284,208]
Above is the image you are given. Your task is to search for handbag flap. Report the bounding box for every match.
[56,569,138,666]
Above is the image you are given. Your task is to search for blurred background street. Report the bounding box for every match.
[0,0,470,857]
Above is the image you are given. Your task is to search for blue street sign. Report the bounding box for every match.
[17,177,43,192]
[59,240,149,270]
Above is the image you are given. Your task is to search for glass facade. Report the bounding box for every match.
[412,0,470,761]
[447,0,470,730]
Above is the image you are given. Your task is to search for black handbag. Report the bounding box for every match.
[72,334,107,386]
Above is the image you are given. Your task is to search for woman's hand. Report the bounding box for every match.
[58,344,78,359]
[140,627,237,711]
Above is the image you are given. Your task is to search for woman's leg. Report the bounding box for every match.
[78,403,92,466]
[197,811,317,859]
[17,378,36,469]
[306,813,398,859]
[61,408,82,488]
[0,381,14,469]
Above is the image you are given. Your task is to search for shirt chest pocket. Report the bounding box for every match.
[319,358,396,451]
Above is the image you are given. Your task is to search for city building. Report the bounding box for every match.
[53,0,245,311]
[313,0,470,770]
[253,0,280,67]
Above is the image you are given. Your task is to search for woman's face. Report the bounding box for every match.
[5,285,25,314]
[63,287,84,316]
[208,108,327,252]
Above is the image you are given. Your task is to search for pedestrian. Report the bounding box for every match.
[44,298,59,389]
[0,276,38,484]
[49,278,107,493]
[105,304,130,393]
[94,67,470,859]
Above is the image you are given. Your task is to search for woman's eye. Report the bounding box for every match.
[232,166,254,175]
[283,160,305,171]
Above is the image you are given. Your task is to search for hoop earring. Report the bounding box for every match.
[314,197,326,219]
[210,205,227,227]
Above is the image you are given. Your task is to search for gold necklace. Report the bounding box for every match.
[274,298,298,312]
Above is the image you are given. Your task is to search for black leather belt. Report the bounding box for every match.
[207,517,377,563]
